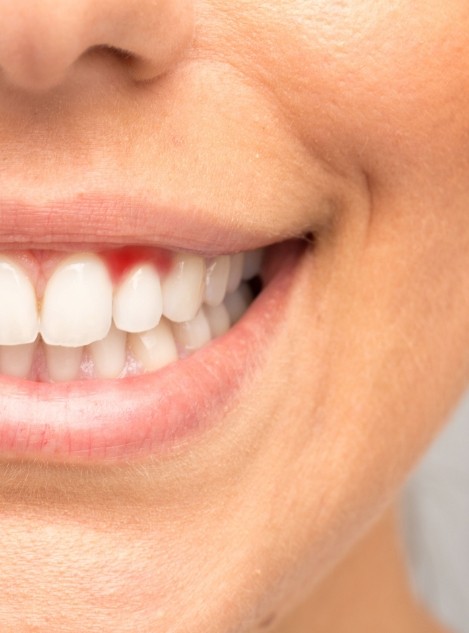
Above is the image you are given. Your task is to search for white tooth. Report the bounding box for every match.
[90,325,127,379]
[41,253,113,347]
[204,304,231,338]
[225,284,253,324]
[226,253,244,293]
[46,345,83,382]
[0,342,36,378]
[162,254,205,323]
[0,258,38,345]
[172,308,212,353]
[129,319,178,372]
[113,263,162,333]
[242,249,264,280]
[203,256,230,307]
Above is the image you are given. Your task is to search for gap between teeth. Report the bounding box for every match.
[0,248,264,381]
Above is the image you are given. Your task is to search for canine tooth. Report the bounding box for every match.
[226,253,244,293]
[0,258,38,345]
[204,304,231,338]
[0,342,36,378]
[162,254,205,323]
[242,249,264,280]
[129,319,178,372]
[204,255,230,307]
[113,263,162,333]
[225,284,253,324]
[46,345,83,382]
[90,325,127,379]
[41,253,113,347]
[172,308,212,353]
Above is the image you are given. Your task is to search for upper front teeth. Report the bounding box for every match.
[0,257,39,345]
[40,254,113,347]
[0,247,264,379]
[113,263,163,333]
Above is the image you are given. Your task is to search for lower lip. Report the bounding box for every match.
[0,242,304,463]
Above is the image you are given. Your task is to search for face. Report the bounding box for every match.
[1,1,469,631]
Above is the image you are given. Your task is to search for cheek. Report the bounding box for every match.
[255,0,469,182]
[186,1,469,622]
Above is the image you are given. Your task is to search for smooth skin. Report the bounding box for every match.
[0,1,467,631]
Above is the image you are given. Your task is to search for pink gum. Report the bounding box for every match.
[2,246,173,298]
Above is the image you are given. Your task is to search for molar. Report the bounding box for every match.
[242,249,263,280]
[224,284,253,324]
[226,252,244,293]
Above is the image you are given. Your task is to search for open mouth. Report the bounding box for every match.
[0,197,307,462]
[0,246,265,381]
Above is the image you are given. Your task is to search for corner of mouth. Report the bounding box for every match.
[0,193,311,462]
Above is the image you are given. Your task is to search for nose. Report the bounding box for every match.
[0,0,194,91]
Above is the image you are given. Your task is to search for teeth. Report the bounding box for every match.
[0,258,39,345]
[172,308,212,353]
[46,345,83,382]
[0,342,36,379]
[242,249,264,280]
[113,263,163,333]
[40,254,113,347]
[204,304,231,338]
[226,253,244,293]
[162,254,205,323]
[224,284,253,324]
[90,325,127,379]
[0,247,263,381]
[129,318,178,372]
[204,255,230,307]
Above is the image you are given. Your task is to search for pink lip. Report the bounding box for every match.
[0,194,269,256]
[0,195,304,462]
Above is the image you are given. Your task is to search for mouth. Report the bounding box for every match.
[0,195,307,462]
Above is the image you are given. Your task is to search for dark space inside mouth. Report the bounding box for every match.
[247,274,263,299]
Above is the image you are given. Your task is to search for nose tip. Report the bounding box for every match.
[0,0,194,92]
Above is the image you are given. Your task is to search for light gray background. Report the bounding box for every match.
[401,391,469,633]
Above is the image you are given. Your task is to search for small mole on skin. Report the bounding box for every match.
[259,613,277,629]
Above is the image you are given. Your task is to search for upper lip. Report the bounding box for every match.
[0,193,272,256]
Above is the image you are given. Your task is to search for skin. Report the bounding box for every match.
[0,0,467,631]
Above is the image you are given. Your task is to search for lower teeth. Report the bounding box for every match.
[0,280,259,382]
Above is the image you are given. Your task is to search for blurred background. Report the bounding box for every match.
[401,391,469,633]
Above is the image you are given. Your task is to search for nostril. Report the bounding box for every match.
[87,44,134,62]
[83,44,164,83]
[0,0,195,93]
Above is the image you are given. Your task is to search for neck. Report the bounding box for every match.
[271,507,448,633]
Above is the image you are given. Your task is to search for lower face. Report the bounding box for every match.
[1,1,469,631]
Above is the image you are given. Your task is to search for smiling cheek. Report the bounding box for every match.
[242,1,469,186]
